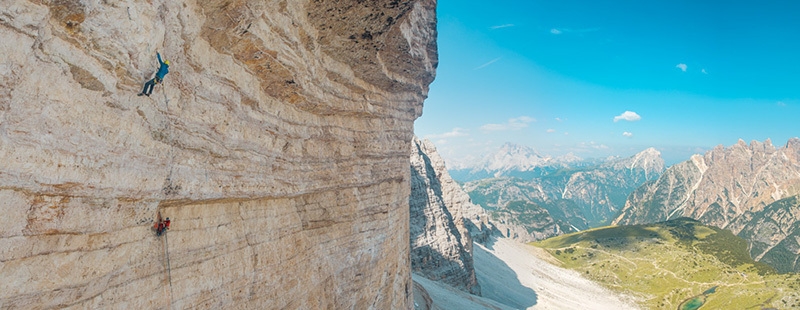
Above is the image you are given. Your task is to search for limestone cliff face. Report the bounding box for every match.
[0,0,437,308]
[409,137,493,296]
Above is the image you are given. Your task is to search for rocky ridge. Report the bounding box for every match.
[409,137,496,295]
[0,0,436,308]
[615,138,800,272]
[463,147,665,241]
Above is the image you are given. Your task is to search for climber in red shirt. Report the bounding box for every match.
[164,218,171,231]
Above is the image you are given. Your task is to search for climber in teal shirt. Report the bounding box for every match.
[138,53,170,96]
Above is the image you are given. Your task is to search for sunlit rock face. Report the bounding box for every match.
[615,138,800,273]
[0,0,436,308]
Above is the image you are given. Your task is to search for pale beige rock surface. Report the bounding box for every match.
[409,137,491,295]
[0,0,436,308]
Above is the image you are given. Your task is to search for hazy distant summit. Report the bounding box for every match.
[449,142,662,182]
[449,142,595,181]
[476,142,549,172]
[600,147,665,181]
[463,147,667,239]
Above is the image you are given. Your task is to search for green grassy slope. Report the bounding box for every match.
[533,218,800,309]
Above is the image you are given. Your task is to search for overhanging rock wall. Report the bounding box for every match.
[0,0,436,308]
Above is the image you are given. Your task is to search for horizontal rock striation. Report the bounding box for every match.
[0,0,437,308]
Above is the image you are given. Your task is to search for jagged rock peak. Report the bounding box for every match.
[786,137,800,150]
[614,138,800,272]
[409,136,489,295]
[601,147,665,176]
[629,147,665,169]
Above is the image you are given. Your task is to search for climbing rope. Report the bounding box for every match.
[164,229,175,309]
[161,80,176,190]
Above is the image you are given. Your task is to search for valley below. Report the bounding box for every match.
[534,218,800,309]
[418,138,800,309]
[414,237,639,310]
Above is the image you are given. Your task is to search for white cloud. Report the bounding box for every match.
[480,116,536,131]
[613,111,641,122]
[474,57,502,70]
[551,28,599,35]
[777,101,787,107]
[676,63,687,72]
[701,68,708,74]
[511,116,535,124]
[580,141,609,150]
[555,117,563,122]
[491,24,514,30]
[623,132,633,137]
[425,128,469,139]
[480,123,508,131]
[546,129,556,133]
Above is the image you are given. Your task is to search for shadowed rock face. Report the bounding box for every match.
[409,137,499,295]
[0,0,436,308]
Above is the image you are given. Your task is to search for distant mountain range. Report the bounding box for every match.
[448,143,599,182]
[439,138,800,274]
[409,137,800,308]
[615,138,800,273]
[461,145,665,241]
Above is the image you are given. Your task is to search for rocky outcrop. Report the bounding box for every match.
[615,138,800,272]
[0,0,436,308]
[409,137,493,295]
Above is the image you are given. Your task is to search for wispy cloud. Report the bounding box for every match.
[555,117,565,122]
[491,24,514,30]
[623,132,633,138]
[546,129,556,133]
[777,101,787,107]
[676,63,687,72]
[579,141,609,150]
[510,116,535,127]
[481,116,536,131]
[425,128,469,139]
[613,111,641,122]
[474,57,502,70]
[551,28,599,35]
[701,68,708,74]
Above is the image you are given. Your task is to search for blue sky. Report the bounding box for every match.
[414,0,800,166]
